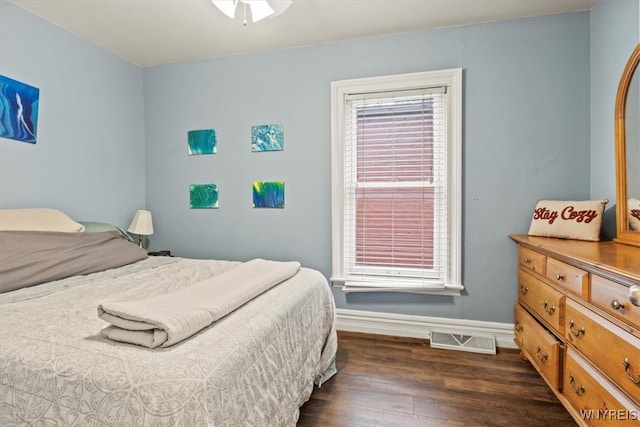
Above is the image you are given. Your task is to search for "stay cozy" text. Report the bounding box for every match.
[533,206,599,225]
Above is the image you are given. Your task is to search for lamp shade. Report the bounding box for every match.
[127,210,154,236]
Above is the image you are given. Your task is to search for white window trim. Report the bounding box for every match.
[330,68,463,295]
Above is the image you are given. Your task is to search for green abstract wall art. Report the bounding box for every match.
[253,181,284,208]
[190,183,219,208]
[251,124,283,152]
[188,129,217,155]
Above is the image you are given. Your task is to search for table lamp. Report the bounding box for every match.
[127,209,154,249]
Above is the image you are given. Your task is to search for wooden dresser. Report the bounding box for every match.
[510,235,640,426]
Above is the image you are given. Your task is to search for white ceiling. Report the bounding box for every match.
[7,0,597,67]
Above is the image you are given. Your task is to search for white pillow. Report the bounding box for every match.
[0,208,85,232]
[628,198,640,232]
[527,200,608,241]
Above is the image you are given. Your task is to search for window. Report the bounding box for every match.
[330,69,462,294]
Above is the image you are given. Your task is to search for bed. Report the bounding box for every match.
[0,209,337,426]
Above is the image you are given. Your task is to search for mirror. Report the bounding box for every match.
[615,42,640,247]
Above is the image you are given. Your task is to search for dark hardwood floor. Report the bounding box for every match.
[298,331,576,427]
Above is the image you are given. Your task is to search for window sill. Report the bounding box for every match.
[331,279,464,296]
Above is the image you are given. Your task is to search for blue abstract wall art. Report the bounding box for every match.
[190,183,219,208]
[188,129,217,155]
[0,75,39,144]
[253,181,285,208]
[251,124,283,152]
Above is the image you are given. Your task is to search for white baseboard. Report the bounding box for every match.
[335,308,518,349]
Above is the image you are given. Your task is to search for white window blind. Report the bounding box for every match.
[331,69,462,295]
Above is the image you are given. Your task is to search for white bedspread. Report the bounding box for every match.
[0,257,337,426]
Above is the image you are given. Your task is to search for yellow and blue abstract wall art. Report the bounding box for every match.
[253,181,285,208]
[190,183,219,208]
[0,75,39,144]
[251,124,283,152]
[188,129,217,155]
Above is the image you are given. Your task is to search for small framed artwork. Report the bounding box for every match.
[190,183,219,208]
[253,181,284,208]
[0,75,39,144]
[251,124,283,152]
[188,129,217,155]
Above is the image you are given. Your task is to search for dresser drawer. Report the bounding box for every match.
[546,258,589,298]
[515,303,562,389]
[566,299,640,402]
[564,347,640,426]
[514,304,527,348]
[518,269,565,335]
[519,246,546,275]
[591,275,640,332]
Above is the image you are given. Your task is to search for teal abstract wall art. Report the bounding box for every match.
[188,129,217,155]
[190,183,219,208]
[0,75,39,144]
[251,124,283,152]
[253,181,285,208]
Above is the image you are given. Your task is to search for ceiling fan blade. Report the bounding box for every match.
[212,0,238,19]
[269,0,292,17]
[247,0,274,22]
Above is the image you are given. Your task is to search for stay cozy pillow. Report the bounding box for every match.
[629,198,640,231]
[527,200,608,241]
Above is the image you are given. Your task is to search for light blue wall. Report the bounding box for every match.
[0,0,146,228]
[144,12,591,323]
[590,0,639,240]
[4,0,620,324]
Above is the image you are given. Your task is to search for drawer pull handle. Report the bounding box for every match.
[568,320,585,338]
[568,374,585,395]
[542,301,556,315]
[622,358,640,385]
[519,285,529,294]
[515,322,523,332]
[611,300,625,310]
[555,273,564,281]
[535,346,548,362]
[523,258,531,265]
[630,285,640,307]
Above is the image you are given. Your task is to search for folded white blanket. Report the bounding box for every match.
[97,258,301,348]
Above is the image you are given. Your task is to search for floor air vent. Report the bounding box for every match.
[429,330,496,355]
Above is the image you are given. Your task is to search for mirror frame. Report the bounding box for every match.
[614,42,640,247]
